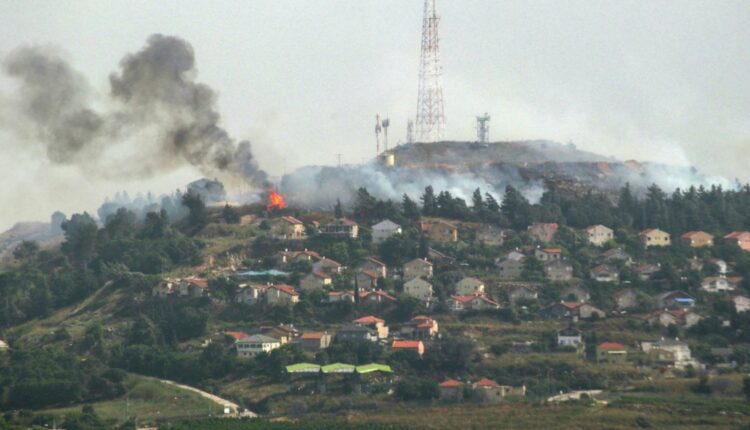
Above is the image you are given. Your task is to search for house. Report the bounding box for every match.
[352,316,389,339]
[313,257,344,275]
[299,272,332,292]
[0,339,9,351]
[438,379,464,401]
[557,326,583,347]
[723,231,750,251]
[403,277,434,305]
[708,258,729,275]
[601,248,633,266]
[260,324,300,344]
[639,228,671,248]
[700,276,736,293]
[371,219,402,243]
[296,332,332,351]
[360,289,398,306]
[449,293,501,312]
[680,231,714,248]
[276,249,321,266]
[455,277,485,295]
[561,284,590,303]
[544,260,573,281]
[584,225,614,246]
[613,289,638,310]
[632,264,661,281]
[269,216,305,240]
[422,220,458,243]
[540,302,605,320]
[327,290,356,303]
[641,338,693,368]
[235,283,268,305]
[391,340,425,358]
[403,258,433,281]
[236,334,281,358]
[265,284,300,306]
[577,303,606,319]
[654,290,695,309]
[497,251,526,280]
[507,285,538,305]
[596,342,628,364]
[177,277,209,298]
[153,279,176,297]
[732,294,750,313]
[475,225,505,246]
[356,270,381,290]
[590,264,619,283]
[359,257,387,277]
[527,223,559,243]
[535,247,562,262]
[472,379,525,403]
[400,315,439,340]
[321,218,359,238]
[336,324,379,343]
[645,309,702,328]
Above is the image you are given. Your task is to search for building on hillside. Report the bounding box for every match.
[296,332,332,351]
[400,315,439,340]
[0,340,8,351]
[403,277,434,306]
[153,279,176,297]
[639,228,671,248]
[613,289,638,310]
[356,270,381,290]
[360,289,398,306]
[327,290,356,304]
[336,324,379,343]
[269,216,306,240]
[438,379,464,401]
[371,219,402,243]
[352,316,389,339]
[540,302,605,320]
[455,277,485,295]
[654,290,695,309]
[299,272,333,292]
[475,225,506,246]
[641,338,693,368]
[680,231,714,248]
[596,342,628,363]
[645,309,703,328]
[235,283,268,305]
[632,264,661,281]
[391,340,424,358]
[544,260,573,281]
[723,231,750,251]
[359,257,387,277]
[177,277,209,298]
[732,294,750,313]
[236,335,281,358]
[265,284,300,305]
[449,293,501,312]
[561,284,590,303]
[321,218,359,238]
[700,276,736,293]
[276,249,322,266]
[259,324,300,344]
[507,284,538,305]
[527,223,559,243]
[313,257,344,275]
[600,248,633,266]
[590,264,619,283]
[535,247,562,262]
[557,326,583,347]
[584,224,614,246]
[496,251,526,280]
[403,258,433,281]
[471,379,525,403]
[421,220,458,243]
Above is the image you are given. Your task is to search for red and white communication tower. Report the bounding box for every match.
[415,0,445,143]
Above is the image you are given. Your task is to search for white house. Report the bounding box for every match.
[641,338,694,368]
[266,284,300,305]
[235,284,267,305]
[700,276,736,293]
[371,219,402,243]
[732,295,750,313]
[403,258,433,281]
[403,277,434,305]
[497,251,525,280]
[584,225,614,246]
[455,277,485,295]
[236,334,281,357]
[557,327,583,347]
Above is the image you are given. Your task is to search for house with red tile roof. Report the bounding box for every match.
[269,216,306,239]
[391,340,424,357]
[680,231,714,248]
[438,379,464,401]
[724,231,750,251]
[400,315,439,340]
[639,228,671,248]
[313,257,344,275]
[449,293,500,312]
[321,218,359,238]
[352,315,389,339]
[225,331,250,341]
[596,342,628,363]
[296,331,332,351]
[299,271,332,292]
[534,247,562,262]
[266,284,299,305]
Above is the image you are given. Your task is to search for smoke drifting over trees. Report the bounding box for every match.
[2,34,266,185]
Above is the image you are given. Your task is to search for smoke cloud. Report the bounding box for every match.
[1,34,266,185]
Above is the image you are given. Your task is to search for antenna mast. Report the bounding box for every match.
[381,117,390,152]
[375,114,382,155]
[476,113,490,143]
[415,0,445,143]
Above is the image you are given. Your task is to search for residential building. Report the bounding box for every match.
[269,216,305,240]
[641,338,693,368]
[360,289,398,306]
[299,272,332,292]
[356,270,381,290]
[497,251,526,280]
[335,324,379,343]
[584,225,614,246]
[535,247,562,262]
[321,218,359,238]
[680,231,714,248]
[596,342,628,364]
[561,284,590,303]
[577,303,607,319]
[723,231,750,251]
[507,284,538,305]
[0,340,9,351]
[613,289,638,310]
[177,277,209,298]
[540,302,605,320]
[527,223,559,243]
[645,309,703,328]
[236,334,281,358]
[359,257,387,277]
[590,264,619,283]
[260,324,300,344]
[296,332,332,351]
[654,290,695,309]
[235,283,267,305]
[455,277,485,295]
[633,264,661,281]
[153,279,176,297]
[557,326,583,347]
[391,340,425,358]
[449,293,501,312]
[276,249,321,266]
[639,228,671,248]
[544,260,573,281]
[475,225,505,246]
[472,379,525,403]
[700,276,736,293]
[313,257,343,275]
[438,379,464,401]
[732,294,750,313]
[422,220,459,243]
[352,316,389,339]
[327,291,356,304]
[371,219,402,243]
[265,284,300,306]
[403,277,434,305]
[403,258,433,281]
[600,248,633,266]
[400,315,439,340]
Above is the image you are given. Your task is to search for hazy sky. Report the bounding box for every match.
[0,0,748,230]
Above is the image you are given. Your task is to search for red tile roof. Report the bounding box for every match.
[353,315,385,324]
[281,216,304,225]
[225,331,249,341]
[311,271,331,279]
[598,342,626,350]
[474,378,499,388]
[186,277,209,289]
[391,340,422,349]
[270,284,299,296]
[300,332,325,340]
[439,379,462,388]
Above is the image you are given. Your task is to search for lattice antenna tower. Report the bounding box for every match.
[476,113,490,143]
[381,117,390,151]
[415,0,445,143]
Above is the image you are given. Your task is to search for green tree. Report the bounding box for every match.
[181,190,208,233]
[222,204,240,224]
[61,213,99,267]
[421,186,436,216]
[13,240,39,263]
[402,194,421,221]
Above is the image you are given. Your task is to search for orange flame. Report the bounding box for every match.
[266,190,286,212]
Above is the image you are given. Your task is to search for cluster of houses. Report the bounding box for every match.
[438,378,526,403]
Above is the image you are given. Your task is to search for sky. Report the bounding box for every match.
[0,0,748,230]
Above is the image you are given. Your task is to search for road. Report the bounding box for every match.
[160,379,256,417]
